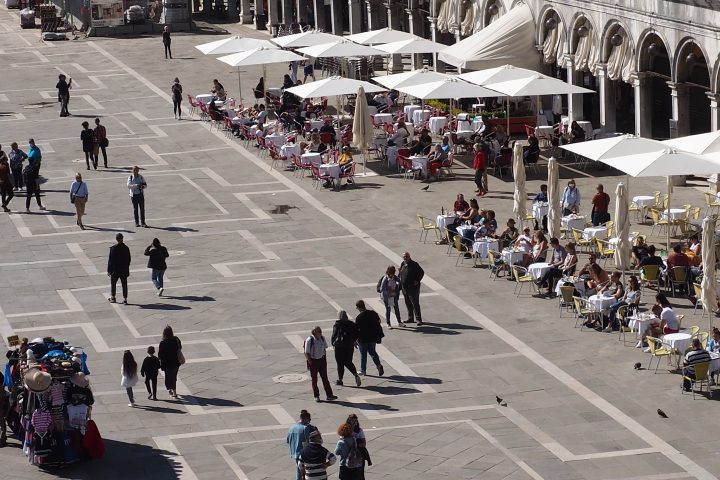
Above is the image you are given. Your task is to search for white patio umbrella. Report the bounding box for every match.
[560,134,671,160]
[372,68,451,89]
[352,86,374,174]
[374,37,447,55]
[297,40,385,58]
[394,77,500,100]
[196,36,278,104]
[547,156,561,238]
[700,215,717,327]
[285,76,384,98]
[614,182,631,271]
[346,27,416,45]
[663,131,720,159]
[272,30,342,48]
[513,142,526,223]
[218,48,305,105]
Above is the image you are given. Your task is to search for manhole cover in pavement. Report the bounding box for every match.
[273,373,308,383]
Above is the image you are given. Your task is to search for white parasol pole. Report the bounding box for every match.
[236,67,243,106]
[262,64,267,107]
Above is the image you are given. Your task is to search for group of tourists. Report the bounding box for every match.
[0,139,44,213]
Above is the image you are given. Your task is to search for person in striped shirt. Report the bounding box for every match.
[683,338,711,391]
[298,430,336,480]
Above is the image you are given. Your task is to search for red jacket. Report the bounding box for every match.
[473,151,486,170]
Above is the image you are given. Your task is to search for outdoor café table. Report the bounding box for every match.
[588,293,615,313]
[528,262,551,280]
[319,163,341,189]
[367,106,378,115]
[627,313,658,345]
[501,249,524,266]
[404,105,421,119]
[428,116,448,135]
[710,352,720,374]
[554,277,585,296]
[456,224,476,239]
[532,202,548,220]
[374,113,393,125]
[310,119,325,130]
[472,238,498,260]
[662,332,692,366]
[662,208,687,221]
[633,195,656,222]
[412,109,431,125]
[265,134,287,147]
[195,94,214,104]
[583,226,607,240]
[562,215,586,235]
[411,155,430,174]
[436,214,458,232]
[301,152,322,166]
[535,125,554,140]
[281,144,301,158]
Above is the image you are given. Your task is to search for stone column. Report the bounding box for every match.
[349,0,362,33]
[406,8,416,69]
[227,0,239,22]
[366,0,375,29]
[564,58,583,122]
[281,0,293,25]
[202,0,211,16]
[631,72,652,138]
[667,81,690,137]
[429,16,442,71]
[708,92,720,132]
[239,0,252,23]
[313,0,326,31]
[386,2,403,72]
[267,0,280,32]
[597,65,616,135]
[295,0,307,23]
[329,0,343,34]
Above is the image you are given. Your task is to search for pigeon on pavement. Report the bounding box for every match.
[657,409,668,418]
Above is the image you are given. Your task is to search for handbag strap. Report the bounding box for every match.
[72,181,82,196]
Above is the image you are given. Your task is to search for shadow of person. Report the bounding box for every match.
[137,303,191,311]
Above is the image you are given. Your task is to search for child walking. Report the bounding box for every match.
[121,350,139,407]
[141,346,160,400]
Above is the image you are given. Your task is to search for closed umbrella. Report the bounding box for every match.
[547,156,560,238]
[513,142,526,223]
[352,86,374,175]
[614,182,631,271]
[701,216,717,328]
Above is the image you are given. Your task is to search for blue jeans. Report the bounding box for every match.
[151,269,165,289]
[358,342,381,374]
[608,300,626,327]
[383,295,401,326]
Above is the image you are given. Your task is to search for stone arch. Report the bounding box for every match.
[536,4,565,46]
[567,13,593,54]
[479,0,505,29]
[712,56,720,96]
[674,37,712,135]
[599,19,634,63]
[673,36,711,85]
[635,28,672,75]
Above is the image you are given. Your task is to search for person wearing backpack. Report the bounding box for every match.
[331,311,361,388]
[304,326,337,403]
[335,422,364,480]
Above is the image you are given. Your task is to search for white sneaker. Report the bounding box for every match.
[128,402,135,407]
[602,326,612,333]
[157,288,163,296]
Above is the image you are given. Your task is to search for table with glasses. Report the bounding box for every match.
[374,113,393,125]
[301,152,322,166]
[412,109,431,126]
[265,134,287,147]
[436,214,458,232]
[473,238,499,260]
[562,215,587,235]
[588,294,615,313]
[662,332,693,366]
[583,226,608,240]
[411,155,430,174]
[627,313,659,346]
[281,144,301,159]
[428,116,448,135]
[532,202,549,220]
[404,105,421,119]
[528,262,551,280]
[502,249,525,266]
[662,208,687,221]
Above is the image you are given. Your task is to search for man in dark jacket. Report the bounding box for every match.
[399,251,425,325]
[330,310,361,387]
[354,300,384,377]
[108,233,131,304]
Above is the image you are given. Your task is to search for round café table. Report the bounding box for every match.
[528,262,551,280]
[662,208,687,221]
[662,332,692,367]
[588,294,615,313]
[583,226,607,240]
[472,239,499,260]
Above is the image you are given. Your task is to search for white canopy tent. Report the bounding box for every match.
[438,3,537,71]
[271,30,342,48]
[372,68,451,90]
[346,27,416,45]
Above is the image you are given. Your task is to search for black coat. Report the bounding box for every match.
[141,355,161,377]
[399,259,424,289]
[158,336,182,371]
[355,310,383,343]
[145,245,169,270]
[107,242,131,277]
[331,319,359,347]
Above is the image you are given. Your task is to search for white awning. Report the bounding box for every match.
[438,3,537,71]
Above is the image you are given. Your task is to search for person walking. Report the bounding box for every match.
[331,311,361,388]
[473,142,488,196]
[107,232,131,304]
[354,300,384,377]
[81,122,96,170]
[140,345,160,401]
[378,265,403,328]
[162,26,172,59]
[127,165,148,227]
[346,413,371,477]
[23,159,44,213]
[561,179,580,216]
[94,118,109,168]
[158,325,183,398]
[298,430,336,480]
[8,142,26,191]
[334,423,364,480]
[69,172,88,229]
[56,74,72,117]
[303,326,337,402]
[171,78,183,120]
[121,350,139,407]
[145,238,169,296]
[0,154,13,212]
[399,252,425,325]
[287,410,318,480]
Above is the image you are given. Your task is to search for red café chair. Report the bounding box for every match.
[223,117,234,138]
[198,102,210,122]
[339,162,356,187]
[396,148,410,174]
[439,152,455,178]
[319,131,335,147]
[269,147,287,170]
[187,94,197,116]
[291,154,303,177]
[311,164,333,190]
[524,124,536,138]
[256,136,268,158]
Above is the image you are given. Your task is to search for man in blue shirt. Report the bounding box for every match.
[287,410,318,480]
[27,139,41,171]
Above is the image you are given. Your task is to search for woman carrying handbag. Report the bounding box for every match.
[158,325,183,398]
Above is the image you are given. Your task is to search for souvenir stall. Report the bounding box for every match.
[2,336,103,467]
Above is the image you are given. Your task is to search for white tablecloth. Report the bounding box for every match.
[436,214,457,231]
[411,156,430,173]
[662,208,687,221]
[588,294,615,313]
[554,278,585,296]
[583,226,608,240]
[265,134,287,147]
[374,113,393,125]
[627,313,658,342]
[428,116,448,135]
[195,94,214,104]
[532,202,548,220]
[281,144,301,158]
[528,262,551,280]
[367,106,378,116]
[309,119,325,130]
[319,163,341,179]
[404,105,421,119]
[562,215,586,233]
[662,332,692,353]
[710,352,720,374]
[412,109,431,125]
[502,249,524,266]
[301,152,322,166]
[633,195,655,207]
[473,239,499,259]
[456,225,476,238]
[535,125,554,139]
[577,120,593,138]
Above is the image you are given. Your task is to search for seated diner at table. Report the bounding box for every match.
[303,133,327,154]
[631,236,650,266]
[409,129,432,156]
[497,218,519,249]
[428,136,451,179]
[646,293,679,340]
[522,231,548,267]
[338,146,354,184]
[211,79,226,101]
[607,275,641,331]
[254,77,265,99]
[576,253,597,279]
[709,328,720,385]
[207,99,226,120]
[533,184,549,231]
[282,74,294,90]
[368,92,389,112]
[319,119,336,145]
[387,120,411,146]
[667,243,692,284]
[436,193,469,246]
[523,135,540,165]
[598,271,624,330]
[585,263,609,295]
[569,120,585,143]
[446,198,481,245]
[639,244,664,269]
[538,241,577,297]
[687,235,701,266]
[513,227,533,256]
[483,210,497,236]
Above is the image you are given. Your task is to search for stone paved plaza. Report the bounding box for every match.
[1,11,720,480]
